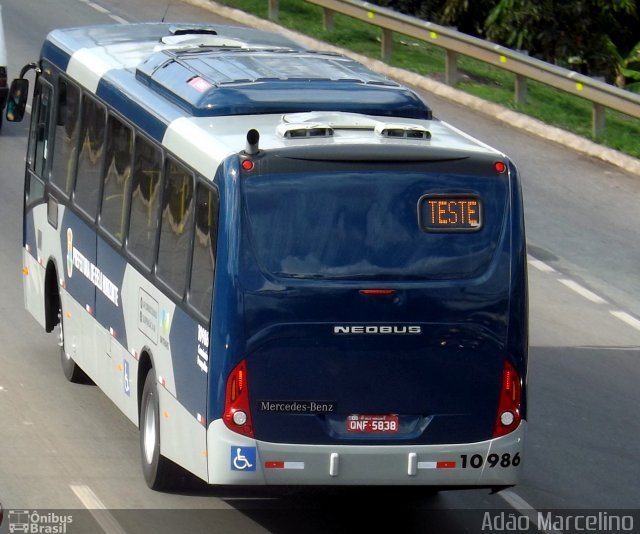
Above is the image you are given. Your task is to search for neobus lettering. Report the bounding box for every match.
[333,325,421,335]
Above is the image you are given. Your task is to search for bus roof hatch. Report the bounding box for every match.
[135,49,432,119]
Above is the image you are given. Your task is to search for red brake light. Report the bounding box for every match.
[224,360,254,437]
[241,159,254,171]
[494,161,507,173]
[359,289,396,295]
[493,360,522,438]
[237,368,244,392]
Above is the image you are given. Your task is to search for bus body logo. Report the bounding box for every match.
[66,228,73,278]
[160,309,171,337]
[333,325,421,335]
[123,359,130,396]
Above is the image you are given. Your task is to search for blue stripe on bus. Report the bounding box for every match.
[96,73,175,143]
[41,40,71,72]
[169,309,208,422]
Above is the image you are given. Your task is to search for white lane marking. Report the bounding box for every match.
[498,489,563,534]
[527,256,556,273]
[528,255,640,334]
[558,279,607,304]
[87,1,109,13]
[70,485,128,534]
[109,14,128,24]
[610,311,640,332]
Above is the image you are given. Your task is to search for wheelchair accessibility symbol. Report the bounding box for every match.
[231,446,256,471]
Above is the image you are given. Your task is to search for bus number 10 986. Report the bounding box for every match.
[460,453,521,469]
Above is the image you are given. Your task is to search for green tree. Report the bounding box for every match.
[485,0,638,82]
[371,0,640,89]
[370,0,494,36]
[611,39,640,92]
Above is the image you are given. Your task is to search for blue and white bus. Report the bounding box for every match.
[8,22,527,490]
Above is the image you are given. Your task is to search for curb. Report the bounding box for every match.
[185,0,640,177]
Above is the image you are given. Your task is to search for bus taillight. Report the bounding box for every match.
[223,360,254,438]
[493,360,522,438]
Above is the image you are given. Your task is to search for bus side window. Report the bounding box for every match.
[189,183,219,321]
[156,158,194,298]
[51,78,80,196]
[74,94,106,221]
[100,115,132,244]
[127,135,161,270]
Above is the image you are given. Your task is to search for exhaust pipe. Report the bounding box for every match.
[245,129,260,155]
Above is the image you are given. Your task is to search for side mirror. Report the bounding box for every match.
[6,78,29,123]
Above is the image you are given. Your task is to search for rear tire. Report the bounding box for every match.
[140,368,179,491]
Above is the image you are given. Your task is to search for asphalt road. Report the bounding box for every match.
[0,1,639,533]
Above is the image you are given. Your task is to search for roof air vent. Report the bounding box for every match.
[277,123,335,139]
[375,123,431,139]
[169,26,218,36]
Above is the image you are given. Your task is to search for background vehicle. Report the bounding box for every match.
[0,4,9,129]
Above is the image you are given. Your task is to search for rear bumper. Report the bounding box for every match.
[206,420,525,486]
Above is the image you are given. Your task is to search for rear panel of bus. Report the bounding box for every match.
[207,145,527,486]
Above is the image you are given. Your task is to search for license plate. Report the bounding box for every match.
[347,415,399,433]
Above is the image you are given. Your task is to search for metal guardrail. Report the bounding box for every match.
[267,0,640,137]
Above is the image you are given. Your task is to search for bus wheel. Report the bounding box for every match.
[58,301,89,383]
[140,368,178,490]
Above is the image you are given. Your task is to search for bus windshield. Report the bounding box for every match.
[242,169,508,280]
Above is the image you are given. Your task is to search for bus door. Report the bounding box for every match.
[22,75,53,328]
[57,92,108,379]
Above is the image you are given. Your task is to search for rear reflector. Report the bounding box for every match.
[417,461,457,470]
[264,461,305,470]
[493,360,522,438]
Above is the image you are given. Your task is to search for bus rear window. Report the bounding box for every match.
[242,171,508,281]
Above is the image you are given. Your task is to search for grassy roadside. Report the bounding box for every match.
[215,0,640,160]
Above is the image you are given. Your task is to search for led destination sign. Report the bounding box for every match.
[418,195,482,232]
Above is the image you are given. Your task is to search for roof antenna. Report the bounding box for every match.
[161,1,172,22]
